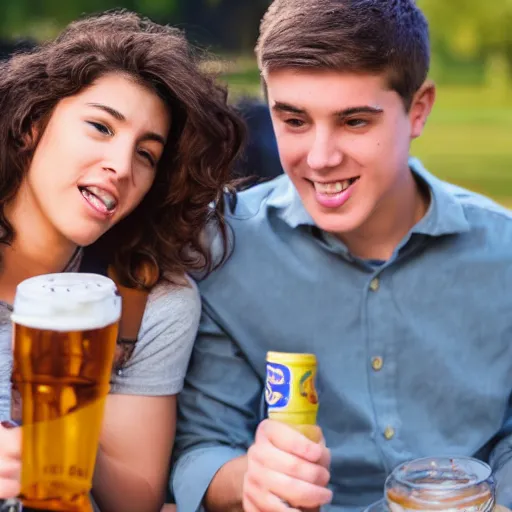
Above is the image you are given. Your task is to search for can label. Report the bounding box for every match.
[299,370,318,405]
[265,362,318,412]
[265,362,291,408]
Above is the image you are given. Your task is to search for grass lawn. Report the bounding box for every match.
[222,61,512,207]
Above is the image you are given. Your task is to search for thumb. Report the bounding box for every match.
[0,425,21,459]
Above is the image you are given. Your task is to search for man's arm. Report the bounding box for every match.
[171,306,262,512]
[204,455,248,512]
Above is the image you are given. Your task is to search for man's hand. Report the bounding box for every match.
[242,419,332,512]
[0,424,21,499]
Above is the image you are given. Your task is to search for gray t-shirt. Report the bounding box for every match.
[0,266,200,421]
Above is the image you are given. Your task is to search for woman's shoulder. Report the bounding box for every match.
[110,274,201,396]
[144,274,201,330]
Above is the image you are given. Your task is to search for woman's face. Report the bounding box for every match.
[23,72,170,247]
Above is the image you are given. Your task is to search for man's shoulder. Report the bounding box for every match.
[226,175,290,225]
[412,158,512,228]
[199,176,296,290]
[442,180,512,222]
[439,180,512,242]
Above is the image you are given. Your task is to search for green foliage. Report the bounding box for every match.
[0,0,178,38]
[419,0,512,80]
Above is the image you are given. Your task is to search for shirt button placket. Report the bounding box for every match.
[384,426,395,440]
[372,356,383,371]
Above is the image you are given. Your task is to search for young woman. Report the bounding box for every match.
[0,10,244,512]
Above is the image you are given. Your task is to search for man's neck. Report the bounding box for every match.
[0,186,77,303]
[338,169,430,261]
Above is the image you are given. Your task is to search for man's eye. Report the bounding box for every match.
[346,118,368,128]
[284,118,305,128]
[87,121,113,136]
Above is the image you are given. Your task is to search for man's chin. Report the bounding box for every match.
[311,214,358,239]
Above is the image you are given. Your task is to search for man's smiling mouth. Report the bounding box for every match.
[310,177,360,195]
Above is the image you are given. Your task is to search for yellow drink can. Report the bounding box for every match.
[265,352,320,441]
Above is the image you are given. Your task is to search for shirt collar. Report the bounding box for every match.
[269,158,471,237]
[408,157,470,237]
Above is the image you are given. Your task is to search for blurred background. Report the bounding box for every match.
[1,0,511,204]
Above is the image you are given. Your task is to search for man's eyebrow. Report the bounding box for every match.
[272,102,306,115]
[335,106,384,117]
[86,103,126,121]
[272,102,384,117]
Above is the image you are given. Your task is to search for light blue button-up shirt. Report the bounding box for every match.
[171,159,512,511]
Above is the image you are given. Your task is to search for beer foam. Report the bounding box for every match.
[11,273,122,331]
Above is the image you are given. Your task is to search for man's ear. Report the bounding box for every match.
[409,79,436,139]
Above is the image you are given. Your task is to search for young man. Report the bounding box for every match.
[171,1,512,510]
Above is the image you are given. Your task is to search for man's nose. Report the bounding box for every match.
[307,130,343,171]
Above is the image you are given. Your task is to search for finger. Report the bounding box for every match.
[257,420,324,464]
[318,445,331,470]
[0,427,21,459]
[0,477,20,499]
[244,474,300,512]
[247,457,332,509]
[248,442,330,487]
[242,493,260,512]
[0,459,20,481]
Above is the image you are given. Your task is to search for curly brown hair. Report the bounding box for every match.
[0,10,245,288]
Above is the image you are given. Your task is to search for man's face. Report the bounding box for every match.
[266,69,432,236]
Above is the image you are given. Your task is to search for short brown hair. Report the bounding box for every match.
[256,0,430,110]
[0,10,245,287]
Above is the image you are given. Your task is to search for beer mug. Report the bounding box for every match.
[11,273,121,512]
[364,456,495,512]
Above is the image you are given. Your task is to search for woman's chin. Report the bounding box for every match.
[66,230,106,248]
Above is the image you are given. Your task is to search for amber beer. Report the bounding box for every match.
[11,273,121,512]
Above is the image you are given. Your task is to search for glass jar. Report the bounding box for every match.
[365,457,495,512]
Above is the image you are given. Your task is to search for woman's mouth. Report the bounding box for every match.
[310,177,360,209]
[79,185,118,216]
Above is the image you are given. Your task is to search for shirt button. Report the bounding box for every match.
[369,278,380,291]
[372,356,383,371]
[384,426,395,440]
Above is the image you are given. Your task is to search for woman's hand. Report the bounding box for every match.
[0,424,21,499]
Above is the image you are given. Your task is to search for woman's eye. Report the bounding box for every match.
[87,121,113,136]
[138,150,156,167]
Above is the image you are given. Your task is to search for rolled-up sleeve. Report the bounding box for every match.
[170,304,262,512]
[172,445,246,512]
[490,399,512,508]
